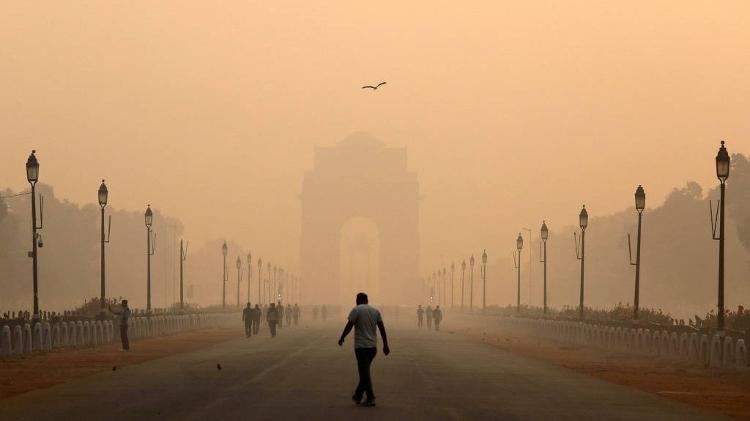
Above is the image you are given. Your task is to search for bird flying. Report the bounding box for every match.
[362,82,386,90]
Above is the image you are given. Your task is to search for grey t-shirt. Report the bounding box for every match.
[347,304,382,349]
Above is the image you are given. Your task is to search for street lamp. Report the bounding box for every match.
[711,141,730,332]
[514,233,523,313]
[273,265,278,302]
[145,205,155,312]
[461,260,466,311]
[469,256,475,311]
[26,150,44,319]
[98,180,111,316]
[540,221,549,314]
[257,257,262,304]
[442,267,447,307]
[450,262,455,309]
[628,186,645,320]
[247,252,260,303]
[179,240,188,310]
[574,205,588,320]
[222,241,228,309]
[236,256,242,308]
[267,262,271,304]
[481,250,488,313]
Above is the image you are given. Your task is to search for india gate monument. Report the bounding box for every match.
[300,132,421,306]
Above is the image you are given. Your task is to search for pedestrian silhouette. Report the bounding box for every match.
[338,292,390,407]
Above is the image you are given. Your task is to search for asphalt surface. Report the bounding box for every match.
[0,320,725,421]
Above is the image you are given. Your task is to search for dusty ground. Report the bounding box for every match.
[457,325,750,420]
[0,327,243,401]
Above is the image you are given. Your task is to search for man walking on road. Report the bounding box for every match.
[425,305,433,329]
[433,305,443,331]
[252,304,261,335]
[267,303,279,337]
[338,292,390,407]
[417,305,424,328]
[242,303,253,338]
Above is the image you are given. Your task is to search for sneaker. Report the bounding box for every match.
[362,398,376,407]
[352,394,362,405]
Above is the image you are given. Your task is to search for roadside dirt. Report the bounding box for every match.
[0,327,243,400]
[456,326,750,420]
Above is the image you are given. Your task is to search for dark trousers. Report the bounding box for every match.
[269,321,277,337]
[434,319,440,331]
[252,319,260,334]
[354,347,377,400]
[245,322,252,337]
[120,324,129,350]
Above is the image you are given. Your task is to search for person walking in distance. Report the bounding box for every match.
[433,305,443,331]
[416,305,424,328]
[285,304,293,327]
[277,302,285,329]
[108,299,130,351]
[293,304,300,326]
[338,293,390,407]
[267,303,279,337]
[425,305,433,329]
[242,302,253,338]
[252,304,261,335]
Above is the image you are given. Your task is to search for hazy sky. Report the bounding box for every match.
[2,2,749,274]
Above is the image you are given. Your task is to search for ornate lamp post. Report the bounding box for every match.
[628,186,645,320]
[481,250,488,313]
[98,180,111,316]
[450,262,455,309]
[442,267,447,307]
[711,141,730,332]
[221,241,228,309]
[145,205,155,312]
[461,260,466,311]
[247,252,260,303]
[180,240,188,310]
[514,233,523,313]
[26,151,44,319]
[273,265,278,302]
[267,262,272,304]
[257,257,263,304]
[236,256,242,308]
[469,256,475,311]
[540,221,549,314]
[574,205,588,320]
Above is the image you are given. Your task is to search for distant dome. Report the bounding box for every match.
[337,132,386,149]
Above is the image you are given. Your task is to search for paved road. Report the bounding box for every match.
[0,321,724,421]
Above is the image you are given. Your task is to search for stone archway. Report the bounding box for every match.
[300,132,420,306]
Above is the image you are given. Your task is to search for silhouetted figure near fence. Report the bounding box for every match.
[252,304,261,334]
[417,305,424,328]
[433,305,442,331]
[293,304,300,326]
[108,299,130,351]
[425,305,433,329]
[338,293,390,407]
[267,303,279,337]
[242,303,253,338]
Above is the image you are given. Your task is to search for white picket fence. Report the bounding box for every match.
[0,312,238,357]
[498,316,748,371]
